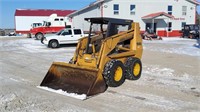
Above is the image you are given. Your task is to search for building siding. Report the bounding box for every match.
[15,16,47,33]
[69,0,198,37]
[71,5,102,31]
[14,9,75,34]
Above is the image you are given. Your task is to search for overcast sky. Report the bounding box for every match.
[0,0,200,29]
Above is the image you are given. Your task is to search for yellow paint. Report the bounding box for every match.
[114,66,123,81]
[41,20,143,96]
[133,63,140,76]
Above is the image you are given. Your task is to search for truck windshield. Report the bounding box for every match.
[189,25,199,30]
[43,21,48,26]
[194,26,199,30]
[56,29,64,35]
[32,23,42,28]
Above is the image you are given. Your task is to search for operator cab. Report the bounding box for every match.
[84,17,133,53]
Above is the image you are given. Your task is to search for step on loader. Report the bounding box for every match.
[40,17,143,99]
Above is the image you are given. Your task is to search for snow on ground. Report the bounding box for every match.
[0,35,27,38]
[116,64,200,111]
[141,65,200,91]
[0,36,199,111]
[1,37,76,53]
[2,36,199,56]
[143,38,200,57]
[37,86,87,100]
[0,37,76,62]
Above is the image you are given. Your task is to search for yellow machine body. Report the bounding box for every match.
[40,18,143,97]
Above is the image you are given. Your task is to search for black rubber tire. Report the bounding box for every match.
[49,40,59,48]
[35,33,43,40]
[103,60,125,87]
[125,57,142,80]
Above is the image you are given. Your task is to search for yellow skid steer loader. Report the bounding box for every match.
[40,17,143,98]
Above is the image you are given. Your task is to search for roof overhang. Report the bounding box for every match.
[85,17,133,24]
[68,0,105,17]
[142,12,174,20]
[15,9,76,17]
[186,0,200,5]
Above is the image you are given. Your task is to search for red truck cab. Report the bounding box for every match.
[30,14,71,40]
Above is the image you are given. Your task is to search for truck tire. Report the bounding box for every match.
[35,33,43,40]
[103,60,125,87]
[49,40,59,48]
[125,57,142,80]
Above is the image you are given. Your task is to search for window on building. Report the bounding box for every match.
[182,22,186,29]
[113,4,119,15]
[130,5,136,15]
[168,5,173,15]
[168,22,172,31]
[182,6,187,16]
[74,29,82,35]
[60,18,64,21]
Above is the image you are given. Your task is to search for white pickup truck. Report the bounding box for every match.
[41,28,85,48]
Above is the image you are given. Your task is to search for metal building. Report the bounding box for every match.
[68,0,199,37]
[14,9,75,34]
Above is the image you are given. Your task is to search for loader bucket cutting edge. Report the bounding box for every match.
[40,62,107,97]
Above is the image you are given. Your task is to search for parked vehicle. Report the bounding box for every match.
[41,28,85,48]
[8,32,16,36]
[181,24,200,39]
[0,29,5,36]
[30,14,71,40]
[141,28,162,40]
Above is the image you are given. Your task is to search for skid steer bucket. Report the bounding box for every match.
[40,62,107,97]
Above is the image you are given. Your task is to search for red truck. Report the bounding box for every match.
[30,14,71,40]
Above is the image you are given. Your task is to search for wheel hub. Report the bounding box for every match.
[114,67,123,81]
[52,42,57,48]
[133,63,140,76]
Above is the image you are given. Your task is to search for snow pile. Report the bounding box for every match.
[37,86,87,100]
[144,38,200,57]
